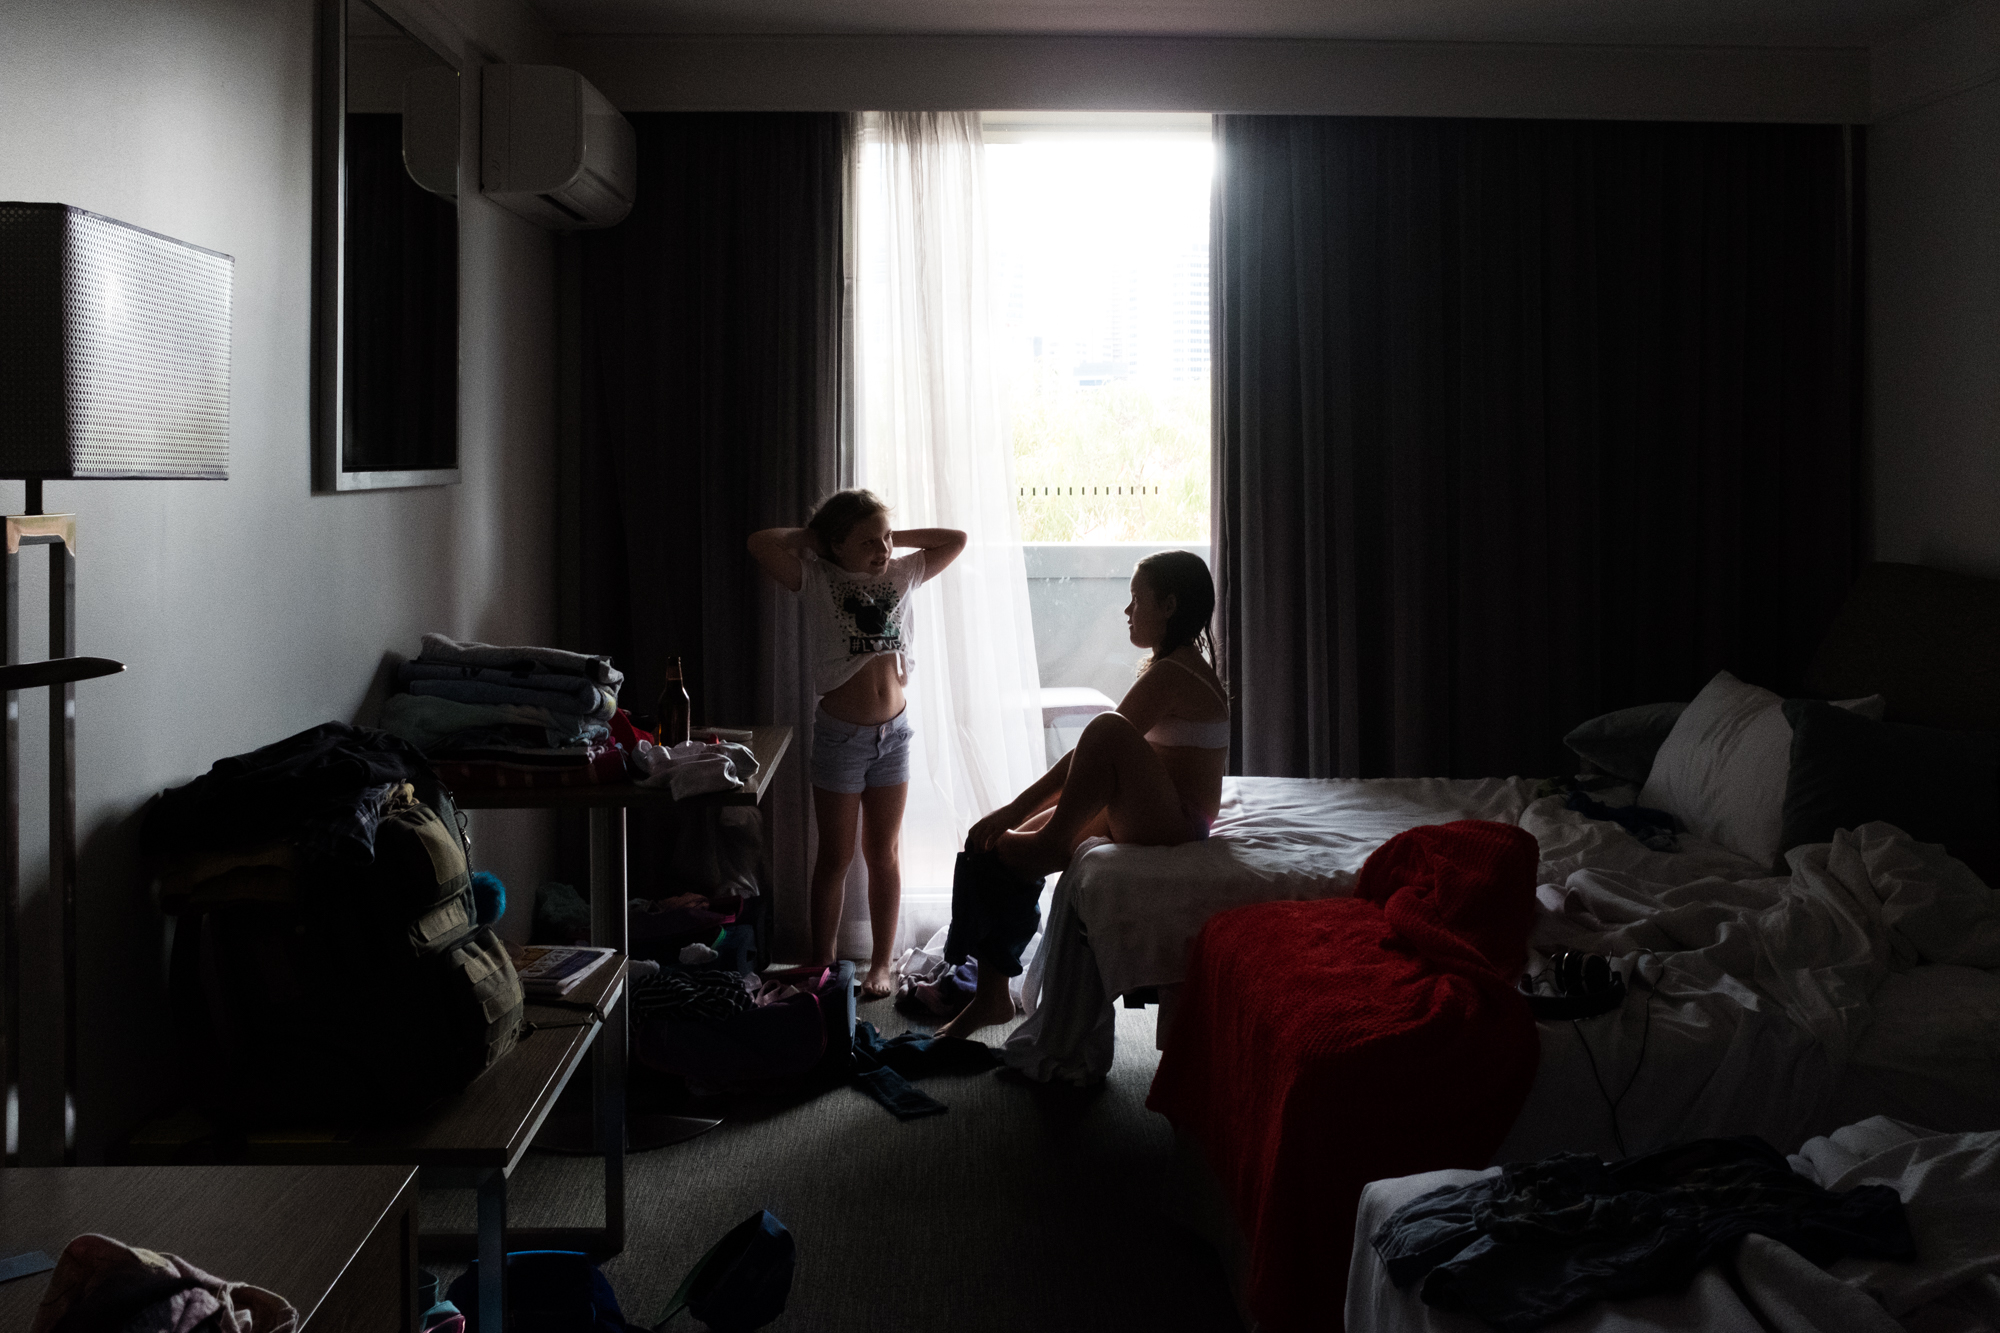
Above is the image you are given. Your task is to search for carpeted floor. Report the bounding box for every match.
[423,1002,1246,1332]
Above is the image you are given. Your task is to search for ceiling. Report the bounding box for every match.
[526,0,1960,47]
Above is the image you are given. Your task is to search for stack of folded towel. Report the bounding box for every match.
[379,634,625,781]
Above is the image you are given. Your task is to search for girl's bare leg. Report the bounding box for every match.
[937,954,1017,1037]
[997,712,1183,874]
[809,787,863,965]
[857,782,907,999]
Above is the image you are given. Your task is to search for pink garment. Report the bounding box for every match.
[30,1233,297,1333]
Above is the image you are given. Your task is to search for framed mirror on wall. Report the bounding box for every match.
[313,0,462,491]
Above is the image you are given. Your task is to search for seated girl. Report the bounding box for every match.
[939,550,1227,1036]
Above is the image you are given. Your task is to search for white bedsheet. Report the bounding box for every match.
[1084,776,1540,997]
[1496,818,2000,1165]
[1348,1116,2000,1333]
[1003,775,1538,1084]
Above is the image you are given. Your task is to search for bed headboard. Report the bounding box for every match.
[1804,562,2000,731]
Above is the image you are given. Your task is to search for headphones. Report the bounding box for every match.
[1519,950,1627,1020]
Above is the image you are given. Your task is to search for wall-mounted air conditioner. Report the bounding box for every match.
[480,65,636,230]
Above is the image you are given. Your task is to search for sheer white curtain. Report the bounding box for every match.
[844,110,1046,955]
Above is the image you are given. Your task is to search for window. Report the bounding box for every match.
[982,112,1213,545]
[983,113,1214,717]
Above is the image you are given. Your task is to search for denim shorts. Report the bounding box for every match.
[809,707,913,794]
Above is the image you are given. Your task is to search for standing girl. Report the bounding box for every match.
[749,491,966,999]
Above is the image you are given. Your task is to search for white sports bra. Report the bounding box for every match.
[1143,658,1231,750]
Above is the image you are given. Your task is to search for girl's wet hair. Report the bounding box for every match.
[1135,550,1218,666]
[806,488,890,552]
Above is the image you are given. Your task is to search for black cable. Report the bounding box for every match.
[1571,986,1654,1160]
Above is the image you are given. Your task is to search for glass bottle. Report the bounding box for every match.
[658,656,692,747]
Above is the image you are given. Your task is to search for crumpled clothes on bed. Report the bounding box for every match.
[1373,1135,1914,1333]
[1564,789,1680,852]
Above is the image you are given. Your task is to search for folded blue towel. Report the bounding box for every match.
[407,677,612,720]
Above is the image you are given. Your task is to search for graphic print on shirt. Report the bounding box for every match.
[828,579,905,657]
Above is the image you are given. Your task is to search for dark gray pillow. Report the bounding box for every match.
[1563,702,1688,785]
[1779,699,2000,854]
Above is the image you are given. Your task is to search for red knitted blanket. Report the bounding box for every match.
[1147,819,1542,1333]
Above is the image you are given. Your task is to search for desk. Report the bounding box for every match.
[126,958,626,1333]
[449,725,792,959]
[449,727,790,1155]
[448,725,793,960]
[0,1164,417,1329]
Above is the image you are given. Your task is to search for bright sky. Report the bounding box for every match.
[985,137,1214,390]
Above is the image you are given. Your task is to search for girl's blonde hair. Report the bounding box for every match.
[806,488,890,551]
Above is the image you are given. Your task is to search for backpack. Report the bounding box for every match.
[165,771,524,1124]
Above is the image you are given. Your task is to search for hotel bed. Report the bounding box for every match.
[1009,774,2000,1149]
[1002,774,1541,1084]
[1003,560,1999,1331]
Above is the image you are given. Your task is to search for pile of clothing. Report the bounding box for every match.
[379,634,626,786]
[379,634,760,797]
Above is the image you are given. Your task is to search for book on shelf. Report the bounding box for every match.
[514,944,615,997]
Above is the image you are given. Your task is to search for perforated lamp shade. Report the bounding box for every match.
[0,202,232,479]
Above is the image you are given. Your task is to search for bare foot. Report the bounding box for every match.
[996,827,1071,876]
[859,962,895,1001]
[936,990,1017,1039]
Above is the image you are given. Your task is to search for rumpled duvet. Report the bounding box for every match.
[1494,818,2000,1167]
[1147,820,1543,1333]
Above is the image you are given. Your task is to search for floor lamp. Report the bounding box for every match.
[0,202,232,1166]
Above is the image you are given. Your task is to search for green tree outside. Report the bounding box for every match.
[1011,376,1211,543]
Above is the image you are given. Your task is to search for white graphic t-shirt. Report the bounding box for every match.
[799,548,930,695]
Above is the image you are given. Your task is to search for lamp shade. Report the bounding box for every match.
[0,202,232,479]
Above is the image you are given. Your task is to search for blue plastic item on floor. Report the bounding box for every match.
[657,1210,795,1333]
[445,1251,645,1333]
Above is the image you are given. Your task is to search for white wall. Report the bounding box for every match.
[0,0,558,1158]
[1869,0,2000,580]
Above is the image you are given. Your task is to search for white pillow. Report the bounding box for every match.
[1638,670,1886,867]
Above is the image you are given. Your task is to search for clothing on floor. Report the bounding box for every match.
[28,1232,297,1333]
[633,967,753,1023]
[901,961,979,1019]
[417,632,625,690]
[850,1020,1000,1120]
[1373,1135,1916,1333]
[1564,790,1681,852]
[143,721,429,863]
[944,851,1047,978]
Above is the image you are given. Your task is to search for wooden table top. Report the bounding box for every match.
[449,725,792,810]
[213,959,626,1175]
[0,1164,414,1328]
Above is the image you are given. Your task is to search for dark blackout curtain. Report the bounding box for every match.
[576,114,846,942]
[1214,116,1863,779]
